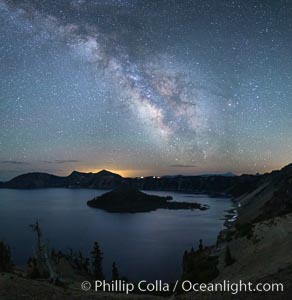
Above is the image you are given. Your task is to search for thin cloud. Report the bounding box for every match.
[0,160,30,165]
[170,164,196,168]
[41,160,81,164]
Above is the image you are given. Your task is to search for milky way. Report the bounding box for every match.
[0,0,292,179]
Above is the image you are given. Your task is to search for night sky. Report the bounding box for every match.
[0,0,292,180]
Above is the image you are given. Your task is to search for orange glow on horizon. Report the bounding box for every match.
[77,168,142,178]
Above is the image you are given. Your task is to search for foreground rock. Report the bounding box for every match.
[87,186,208,213]
[0,272,162,300]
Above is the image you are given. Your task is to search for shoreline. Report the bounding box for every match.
[0,186,232,197]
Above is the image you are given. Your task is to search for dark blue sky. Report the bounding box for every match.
[0,0,292,180]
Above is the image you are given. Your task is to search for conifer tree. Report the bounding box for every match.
[199,239,203,251]
[112,262,119,281]
[29,220,42,251]
[225,245,235,266]
[0,241,12,272]
[91,242,104,280]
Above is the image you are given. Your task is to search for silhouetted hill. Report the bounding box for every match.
[132,174,261,196]
[1,170,124,189]
[0,169,264,196]
[87,185,207,213]
[96,169,122,177]
[200,172,236,177]
[2,172,66,189]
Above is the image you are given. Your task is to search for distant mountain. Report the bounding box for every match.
[1,169,123,189]
[200,172,237,177]
[3,166,286,200]
[2,172,66,189]
[221,172,237,177]
[163,172,236,179]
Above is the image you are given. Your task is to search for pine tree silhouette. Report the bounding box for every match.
[91,242,104,280]
[199,239,203,251]
[112,262,119,280]
[0,241,12,272]
[225,245,235,266]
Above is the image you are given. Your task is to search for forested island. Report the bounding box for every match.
[87,186,208,213]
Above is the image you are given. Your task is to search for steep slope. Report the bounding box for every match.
[236,164,292,224]
[177,164,292,299]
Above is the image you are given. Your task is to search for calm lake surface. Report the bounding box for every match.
[0,188,231,282]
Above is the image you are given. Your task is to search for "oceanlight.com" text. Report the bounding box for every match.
[81,279,284,295]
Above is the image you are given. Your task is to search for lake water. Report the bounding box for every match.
[0,188,231,282]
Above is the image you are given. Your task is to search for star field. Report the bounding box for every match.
[0,0,292,180]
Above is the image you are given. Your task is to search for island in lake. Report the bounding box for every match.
[87,186,208,213]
